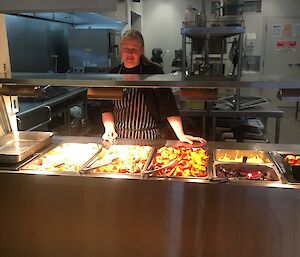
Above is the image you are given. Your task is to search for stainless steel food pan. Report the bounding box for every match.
[270,151,300,183]
[214,149,271,164]
[0,131,52,163]
[214,163,279,182]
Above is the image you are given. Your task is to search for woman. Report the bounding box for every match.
[101,29,206,145]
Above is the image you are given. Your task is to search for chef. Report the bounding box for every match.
[101,29,206,145]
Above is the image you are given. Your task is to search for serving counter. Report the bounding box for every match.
[0,137,299,257]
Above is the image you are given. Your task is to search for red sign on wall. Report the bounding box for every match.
[277,41,297,52]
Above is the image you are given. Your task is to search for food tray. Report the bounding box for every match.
[0,131,53,163]
[85,145,154,175]
[214,149,271,164]
[271,152,300,183]
[146,146,209,178]
[214,163,279,182]
[21,143,100,172]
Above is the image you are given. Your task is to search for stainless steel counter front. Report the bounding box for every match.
[0,138,300,257]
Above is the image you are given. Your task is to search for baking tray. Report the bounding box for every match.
[21,143,100,172]
[84,145,155,176]
[270,151,300,184]
[214,149,272,164]
[0,131,53,163]
[214,163,280,182]
[145,146,209,179]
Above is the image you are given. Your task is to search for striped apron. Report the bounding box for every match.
[113,88,160,139]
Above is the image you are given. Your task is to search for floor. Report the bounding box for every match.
[54,106,300,145]
[266,106,300,144]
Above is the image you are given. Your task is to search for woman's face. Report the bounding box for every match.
[121,37,144,68]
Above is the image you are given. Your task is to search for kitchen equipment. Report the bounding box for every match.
[0,131,53,163]
[68,29,119,72]
[196,11,207,27]
[184,6,198,27]
[221,0,244,17]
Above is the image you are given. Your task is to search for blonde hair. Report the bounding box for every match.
[120,29,152,65]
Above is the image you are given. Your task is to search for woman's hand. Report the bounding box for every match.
[102,128,118,143]
[167,116,206,145]
[102,112,118,143]
[177,133,206,145]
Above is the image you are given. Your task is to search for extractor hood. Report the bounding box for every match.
[0,0,117,13]
[16,12,126,29]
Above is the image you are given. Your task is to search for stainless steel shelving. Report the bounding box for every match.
[181,26,245,38]
[181,26,245,78]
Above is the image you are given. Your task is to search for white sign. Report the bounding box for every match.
[272,24,283,37]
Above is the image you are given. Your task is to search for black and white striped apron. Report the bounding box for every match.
[113,88,160,139]
[113,64,160,139]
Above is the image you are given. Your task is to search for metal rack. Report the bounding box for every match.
[181,25,245,110]
[179,25,283,143]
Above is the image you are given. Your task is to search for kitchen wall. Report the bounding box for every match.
[262,0,300,15]
[96,0,127,23]
[6,15,71,72]
[260,0,300,106]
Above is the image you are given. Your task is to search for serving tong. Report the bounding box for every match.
[143,159,179,175]
[79,140,111,174]
[81,156,119,173]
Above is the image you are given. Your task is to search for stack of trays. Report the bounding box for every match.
[213,149,280,182]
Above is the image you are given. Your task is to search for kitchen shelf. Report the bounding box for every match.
[181,26,246,38]
[181,25,245,79]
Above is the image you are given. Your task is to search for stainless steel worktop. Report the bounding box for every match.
[1,72,300,88]
[1,136,299,189]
